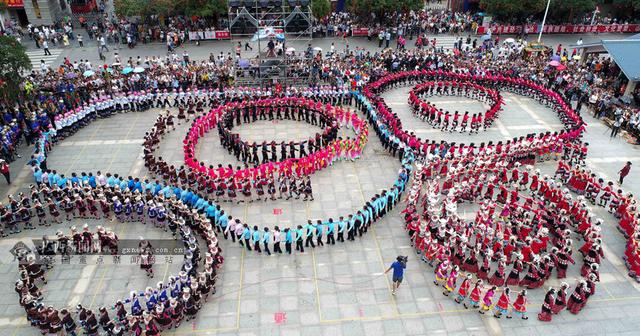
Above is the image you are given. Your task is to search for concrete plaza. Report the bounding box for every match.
[1,34,640,336]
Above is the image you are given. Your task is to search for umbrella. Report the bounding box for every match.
[238,59,250,69]
[312,47,322,52]
[105,67,114,74]
[480,34,491,41]
[504,38,515,44]
[83,70,95,77]
[122,67,134,74]
[286,47,296,52]
[572,55,581,60]
[133,67,145,73]
[556,64,567,71]
[548,60,561,66]
[551,54,561,62]
[65,72,77,79]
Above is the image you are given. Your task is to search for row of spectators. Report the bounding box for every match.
[1,13,639,162]
[3,8,639,50]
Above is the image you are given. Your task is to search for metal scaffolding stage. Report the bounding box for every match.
[228,0,313,87]
[228,0,313,39]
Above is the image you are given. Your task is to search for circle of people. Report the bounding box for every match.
[28,84,413,265]
[408,80,504,133]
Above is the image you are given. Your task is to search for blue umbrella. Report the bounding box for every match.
[551,54,561,62]
[83,70,95,77]
[133,67,145,73]
[122,67,134,74]
[238,59,250,68]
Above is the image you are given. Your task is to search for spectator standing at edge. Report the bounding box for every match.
[0,160,10,184]
[619,161,632,185]
[385,256,407,295]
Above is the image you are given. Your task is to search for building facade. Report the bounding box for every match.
[1,0,70,26]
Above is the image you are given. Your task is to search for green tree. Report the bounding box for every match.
[480,0,546,22]
[114,0,147,16]
[350,0,421,22]
[611,0,640,13]
[181,0,228,18]
[0,36,31,102]
[311,0,331,19]
[115,0,178,17]
[553,0,596,22]
[152,0,177,16]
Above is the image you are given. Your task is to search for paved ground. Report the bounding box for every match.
[2,34,640,335]
[2,84,640,336]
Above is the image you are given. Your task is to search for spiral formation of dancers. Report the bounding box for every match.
[408,80,503,133]
[11,177,224,335]
[401,148,603,320]
[141,97,369,205]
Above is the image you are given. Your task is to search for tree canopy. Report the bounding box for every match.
[480,0,599,23]
[479,0,546,21]
[349,0,423,21]
[311,0,331,19]
[610,0,640,18]
[181,0,228,18]
[114,0,227,18]
[0,36,31,103]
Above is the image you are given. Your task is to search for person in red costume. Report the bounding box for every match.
[538,287,556,321]
[509,289,529,319]
[493,287,511,318]
[619,161,632,185]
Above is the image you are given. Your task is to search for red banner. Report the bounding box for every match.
[351,27,369,37]
[214,31,231,40]
[4,0,24,8]
[188,30,230,41]
[477,24,640,35]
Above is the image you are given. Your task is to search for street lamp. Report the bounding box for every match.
[537,0,551,43]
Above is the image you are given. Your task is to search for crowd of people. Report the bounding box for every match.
[183,97,367,178]
[401,152,603,317]
[408,80,504,132]
[216,98,341,165]
[12,172,224,334]
[313,10,481,41]
[136,91,414,254]
[5,14,640,164]
[23,87,412,265]
[575,56,640,143]
[557,162,640,283]
[363,69,585,157]
[2,6,640,333]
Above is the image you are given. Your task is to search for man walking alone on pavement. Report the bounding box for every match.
[43,40,52,55]
[385,256,407,295]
